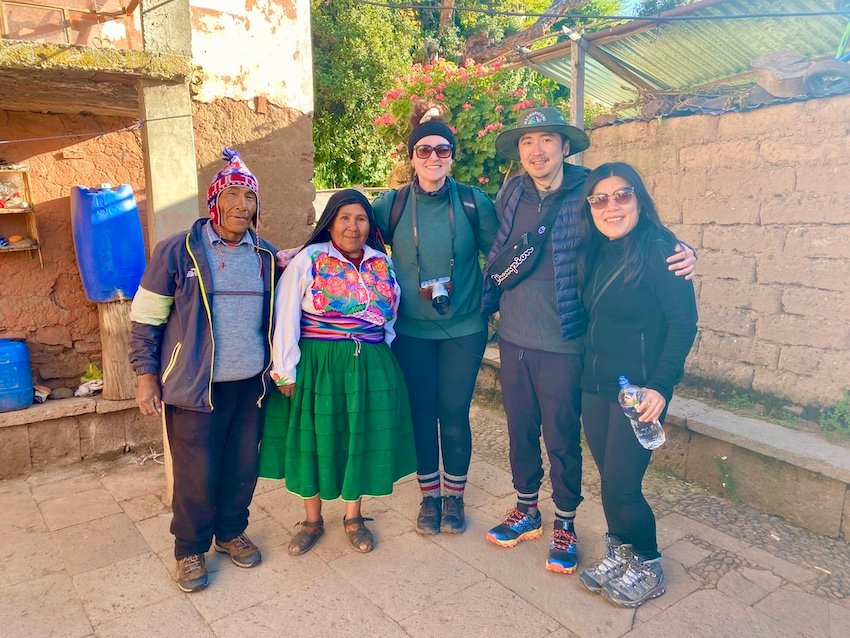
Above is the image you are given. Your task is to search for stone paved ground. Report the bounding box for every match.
[0,399,848,638]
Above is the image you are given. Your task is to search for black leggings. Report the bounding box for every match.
[392,331,487,477]
[581,391,660,559]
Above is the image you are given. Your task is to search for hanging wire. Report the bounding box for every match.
[353,0,850,22]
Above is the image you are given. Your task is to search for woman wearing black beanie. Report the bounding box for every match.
[373,103,499,535]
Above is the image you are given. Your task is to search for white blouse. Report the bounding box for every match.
[270,241,401,385]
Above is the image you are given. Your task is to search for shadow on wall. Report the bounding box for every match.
[193,100,315,251]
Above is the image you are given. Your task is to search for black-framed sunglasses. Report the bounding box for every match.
[414,143,453,159]
[587,186,636,210]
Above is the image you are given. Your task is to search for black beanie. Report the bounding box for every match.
[407,120,457,158]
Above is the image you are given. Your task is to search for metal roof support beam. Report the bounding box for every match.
[569,37,585,166]
[562,27,664,92]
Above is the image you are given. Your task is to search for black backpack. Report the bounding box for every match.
[382,181,480,246]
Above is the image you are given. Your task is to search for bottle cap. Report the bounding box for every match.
[618,375,630,387]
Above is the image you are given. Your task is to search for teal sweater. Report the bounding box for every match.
[373,179,498,339]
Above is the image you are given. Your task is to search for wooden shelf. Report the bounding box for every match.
[0,243,39,253]
[0,166,42,267]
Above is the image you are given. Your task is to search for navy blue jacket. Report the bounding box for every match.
[128,219,278,412]
[482,164,590,342]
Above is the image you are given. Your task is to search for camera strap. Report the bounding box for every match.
[411,190,455,287]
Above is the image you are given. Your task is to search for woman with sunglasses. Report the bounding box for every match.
[372,103,499,535]
[577,163,697,607]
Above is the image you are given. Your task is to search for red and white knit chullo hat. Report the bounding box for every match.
[206,147,260,227]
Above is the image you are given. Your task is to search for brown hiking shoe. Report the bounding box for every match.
[175,553,208,593]
[214,532,262,568]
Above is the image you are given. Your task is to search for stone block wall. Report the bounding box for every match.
[0,111,146,391]
[583,93,850,408]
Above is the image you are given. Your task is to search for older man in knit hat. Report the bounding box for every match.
[129,149,279,592]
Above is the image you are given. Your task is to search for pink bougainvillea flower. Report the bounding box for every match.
[462,103,472,110]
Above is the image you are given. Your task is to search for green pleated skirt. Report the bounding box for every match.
[259,338,417,501]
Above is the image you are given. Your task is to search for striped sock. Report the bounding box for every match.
[516,491,539,515]
[555,508,576,531]
[417,471,441,499]
[442,472,467,499]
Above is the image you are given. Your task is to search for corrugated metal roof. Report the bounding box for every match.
[527,0,849,114]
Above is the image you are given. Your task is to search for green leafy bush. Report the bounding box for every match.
[819,392,850,438]
[373,58,561,196]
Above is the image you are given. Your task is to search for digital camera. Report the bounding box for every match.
[420,277,452,315]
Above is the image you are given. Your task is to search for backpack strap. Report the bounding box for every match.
[386,184,411,245]
[455,182,480,242]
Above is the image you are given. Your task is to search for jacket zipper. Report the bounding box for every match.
[186,234,216,411]
[640,332,647,381]
[161,342,182,384]
[256,246,275,408]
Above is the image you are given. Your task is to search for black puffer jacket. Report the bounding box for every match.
[482,164,590,341]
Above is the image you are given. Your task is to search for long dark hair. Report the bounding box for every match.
[304,188,386,253]
[578,162,679,286]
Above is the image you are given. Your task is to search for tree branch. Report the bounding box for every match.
[466,0,591,62]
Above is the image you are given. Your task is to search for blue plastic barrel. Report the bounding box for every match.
[70,184,147,302]
[0,339,33,412]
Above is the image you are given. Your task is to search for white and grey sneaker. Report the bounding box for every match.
[579,534,633,593]
[602,556,665,607]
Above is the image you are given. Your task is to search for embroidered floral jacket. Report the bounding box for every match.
[271,241,401,385]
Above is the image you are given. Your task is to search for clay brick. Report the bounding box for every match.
[778,345,849,379]
[682,195,760,225]
[679,139,761,169]
[697,304,758,337]
[760,138,845,165]
[35,326,72,347]
[782,287,850,319]
[757,256,850,292]
[697,250,757,282]
[28,417,81,469]
[0,425,31,478]
[655,112,719,146]
[756,314,850,349]
[784,227,850,259]
[698,279,782,314]
[587,119,651,145]
[686,354,755,387]
[666,224,704,250]
[38,362,83,381]
[79,412,127,459]
[751,368,844,407]
[760,193,850,225]
[717,104,803,139]
[698,331,779,368]
[702,225,786,255]
[795,163,850,195]
[125,411,162,451]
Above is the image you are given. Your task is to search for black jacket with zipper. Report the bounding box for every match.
[580,229,698,406]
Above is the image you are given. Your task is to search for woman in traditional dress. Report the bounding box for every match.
[260,189,416,555]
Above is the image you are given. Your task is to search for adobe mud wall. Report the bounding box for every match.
[0,111,146,391]
[583,93,850,408]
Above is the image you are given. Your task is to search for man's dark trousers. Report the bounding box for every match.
[499,339,583,513]
[165,374,264,558]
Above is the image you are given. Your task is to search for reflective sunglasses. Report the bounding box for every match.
[587,186,636,210]
[414,143,453,159]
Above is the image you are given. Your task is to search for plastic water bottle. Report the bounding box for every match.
[617,375,665,450]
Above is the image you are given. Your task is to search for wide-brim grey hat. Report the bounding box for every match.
[495,107,590,161]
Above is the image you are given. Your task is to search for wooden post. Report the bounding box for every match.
[97,300,137,400]
[570,37,586,166]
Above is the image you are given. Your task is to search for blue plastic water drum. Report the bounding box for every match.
[0,339,33,412]
[70,184,146,303]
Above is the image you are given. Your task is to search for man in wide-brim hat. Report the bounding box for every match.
[481,107,696,575]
